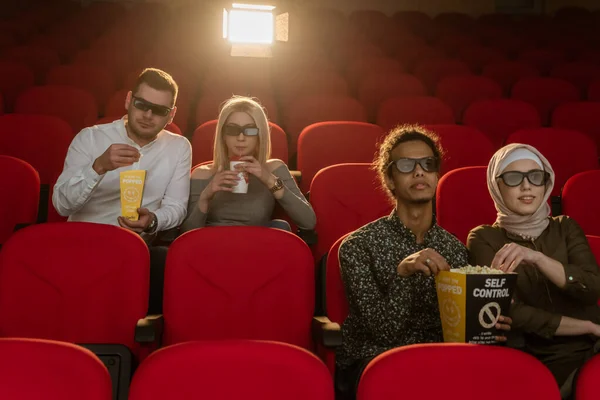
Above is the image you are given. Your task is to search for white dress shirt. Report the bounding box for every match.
[53,119,191,232]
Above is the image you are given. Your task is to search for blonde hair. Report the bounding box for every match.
[213,96,271,171]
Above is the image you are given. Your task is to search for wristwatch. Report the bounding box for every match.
[145,213,158,234]
[269,177,284,193]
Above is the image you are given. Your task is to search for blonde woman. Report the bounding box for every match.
[181,96,315,232]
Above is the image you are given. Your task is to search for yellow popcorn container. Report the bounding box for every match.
[436,268,517,344]
[120,170,146,220]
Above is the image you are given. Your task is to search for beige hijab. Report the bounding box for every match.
[487,143,555,240]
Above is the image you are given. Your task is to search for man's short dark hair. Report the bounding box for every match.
[132,68,178,107]
[374,124,445,199]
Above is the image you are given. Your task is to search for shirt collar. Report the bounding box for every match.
[386,210,441,244]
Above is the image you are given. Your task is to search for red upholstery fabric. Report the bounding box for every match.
[577,351,600,400]
[482,61,540,95]
[129,341,334,400]
[413,59,471,92]
[589,79,600,102]
[551,102,600,151]
[15,85,98,134]
[283,95,367,156]
[104,89,128,117]
[0,156,39,245]
[29,33,80,61]
[163,227,314,349]
[550,62,600,96]
[424,125,495,175]
[45,65,116,111]
[457,45,506,72]
[506,128,598,196]
[435,76,503,122]
[376,96,455,132]
[562,171,600,236]
[0,114,72,222]
[519,49,566,74]
[95,116,182,136]
[511,77,580,125]
[346,57,404,89]
[0,223,149,353]
[436,166,496,244]
[0,338,112,400]
[297,122,384,192]
[191,119,288,165]
[463,99,541,147]
[1,45,60,82]
[278,71,349,107]
[357,344,561,400]
[0,61,34,112]
[358,73,427,120]
[310,163,392,262]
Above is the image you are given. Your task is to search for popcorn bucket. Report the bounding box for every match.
[120,170,146,220]
[436,267,517,344]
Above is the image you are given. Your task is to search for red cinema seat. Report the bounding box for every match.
[413,59,471,93]
[358,73,427,121]
[129,341,334,400]
[511,77,580,125]
[357,344,561,400]
[0,338,112,400]
[0,61,34,111]
[297,122,384,193]
[15,85,98,134]
[551,102,600,151]
[163,227,314,349]
[482,61,539,95]
[435,76,503,122]
[0,156,39,246]
[1,45,60,83]
[310,163,392,262]
[562,171,600,237]
[550,62,600,96]
[376,96,454,132]
[505,128,599,197]
[463,99,542,147]
[436,166,497,243]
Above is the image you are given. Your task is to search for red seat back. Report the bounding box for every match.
[519,49,566,75]
[283,95,367,156]
[0,61,34,112]
[436,166,496,244]
[463,99,541,147]
[511,77,580,125]
[310,164,392,261]
[358,344,561,400]
[129,341,334,400]
[506,128,599,196]
[435,76,503,122]
[326,235,350,326]
[45,65,116,111]
[0,156,39,245]
[0,223,149,352]
[0,338,112,400]
[413,59,471,92]
[1,45,60,82]
[191,119,288,165]
[577,346,600,400]
[482,61,540,95]
[551,102,600,151]
[424,125,495,174]
[358,73,427,120]
[376,96,455,132]
[562,172,600,236]
[163,227,314,349]
[297,122,384,193]
[550,62,600,96]
[15,85,98,133]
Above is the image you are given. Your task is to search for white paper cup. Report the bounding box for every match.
[230,161,249,194]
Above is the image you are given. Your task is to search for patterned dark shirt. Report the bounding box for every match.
[337,211,469,368]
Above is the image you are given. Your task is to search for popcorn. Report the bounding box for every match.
[450,265,505,274]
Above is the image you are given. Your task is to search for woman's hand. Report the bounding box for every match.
[491,243,542,272]
[494,315,513,342]
[199,166,240,202]
[236,156,274,187]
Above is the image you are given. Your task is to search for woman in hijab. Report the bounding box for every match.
[468,143,600,394]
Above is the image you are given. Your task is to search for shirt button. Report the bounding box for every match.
[568,276,574,281]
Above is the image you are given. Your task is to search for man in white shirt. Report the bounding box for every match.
[53,68,191,313]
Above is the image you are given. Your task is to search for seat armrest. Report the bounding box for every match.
[135,314,164,344]
[312,316,342,349]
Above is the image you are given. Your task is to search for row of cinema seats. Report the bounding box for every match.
[1,222,600,399]
[3,121,600,256]
[10,337,600,400]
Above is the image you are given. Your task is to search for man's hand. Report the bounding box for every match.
[118,208,155,234]
[93,144,140,175]
[494,315,513,342]
[397,248,451,277]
